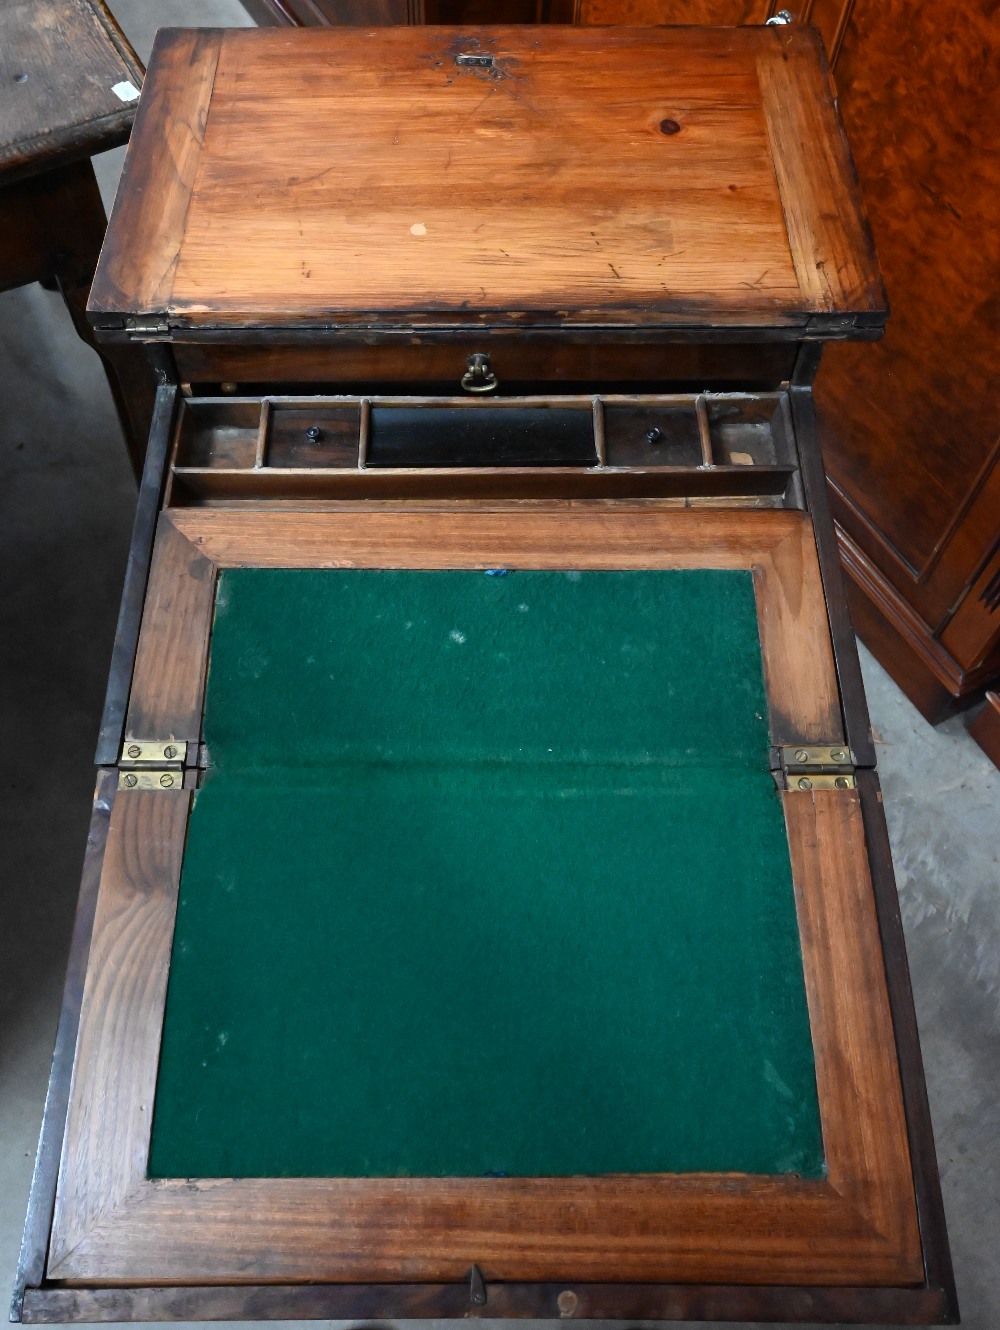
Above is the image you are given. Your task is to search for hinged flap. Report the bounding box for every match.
[89,25,885,338]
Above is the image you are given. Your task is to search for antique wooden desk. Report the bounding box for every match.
[13,24,956,1326]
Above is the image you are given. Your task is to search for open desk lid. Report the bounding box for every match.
[89,24,886,340]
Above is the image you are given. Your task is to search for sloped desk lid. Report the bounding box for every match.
[89,23,885,336]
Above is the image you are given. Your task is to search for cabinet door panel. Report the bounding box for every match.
[815,0,1000,630]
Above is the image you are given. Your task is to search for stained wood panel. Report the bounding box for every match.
[90,25,883,334]
[50,790,192,1267]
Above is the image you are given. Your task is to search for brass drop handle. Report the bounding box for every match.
[461,352,498,394]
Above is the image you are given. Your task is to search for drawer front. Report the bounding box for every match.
[172,340,798,394]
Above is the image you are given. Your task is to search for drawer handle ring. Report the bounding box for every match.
[461,352,499,394]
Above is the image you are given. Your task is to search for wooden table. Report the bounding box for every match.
[0,0,155,475]
[13,24,956,1326]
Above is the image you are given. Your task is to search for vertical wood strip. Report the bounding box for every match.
[88,28,222,315]
[695,395,714,466]
[756,24,883,314]
[592,396,605,466]
[755,521,844,745]
[124,515,217,745]
[255,400,271,470]
[358,399,371,469]
[11,773,117,1313]
[783,790,920,1264]
[829,0,857,70]
[48,790,192,1272]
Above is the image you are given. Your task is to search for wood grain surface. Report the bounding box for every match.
[124,515,216,747]
[148,504,844,744]
[46,739,917,1287]
[783,792,920,1255]
[11,773,117,1319]
[49,790,192,1272]
[0,0,142,181]
[90,24,883,333]
[91,28,221,314]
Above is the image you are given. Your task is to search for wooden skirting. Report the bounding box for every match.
[836,524,998,724]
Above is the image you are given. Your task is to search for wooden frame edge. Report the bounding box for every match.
[10,774,117,1323]
[88,28,223,317]
[43,504,923,1288]
[855,770,959,1321]
[96,384,180,764]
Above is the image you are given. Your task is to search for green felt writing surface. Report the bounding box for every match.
[148,569,823,1180]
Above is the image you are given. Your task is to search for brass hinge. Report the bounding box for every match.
[777,744,856,791]
[124,316,170,337]
[117,739,187,791]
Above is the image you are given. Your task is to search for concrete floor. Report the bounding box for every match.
[1,3,997,1327]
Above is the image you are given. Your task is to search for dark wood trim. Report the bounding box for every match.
[95,383,180,765]
[86,0,145,80]
[855,769,959,1323]
[0,111,136,188]
[97,320,886,346]
[168,338,799,395]
[838,524,996,723]
[239,0,303,23]
[171,467,794,503]
[540,0,581,19]
[10,772,117,1324]
[20,1279,955,1325]
[790,385,876,765]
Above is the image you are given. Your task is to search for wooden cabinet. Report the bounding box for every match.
[813,0,1000,723]
[244,0,1000,729]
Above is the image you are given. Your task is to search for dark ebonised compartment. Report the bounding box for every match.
[367,406,597,469]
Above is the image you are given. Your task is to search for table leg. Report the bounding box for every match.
[0,159,155,478]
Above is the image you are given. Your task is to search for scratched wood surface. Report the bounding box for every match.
[90,24,884,332]
[0,0,142,181]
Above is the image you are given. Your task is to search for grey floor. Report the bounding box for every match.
[1,3,998,1328]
